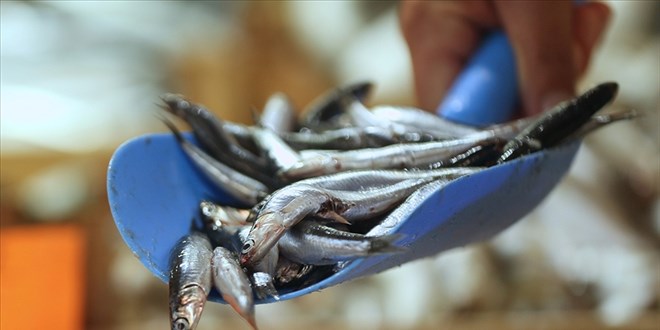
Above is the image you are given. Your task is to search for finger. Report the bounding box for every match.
[494,1,575,115]
[400,1,497,111]
[572,2,612,76]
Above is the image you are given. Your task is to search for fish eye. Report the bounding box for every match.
[173,318,190,330]
[201,206,210,215]
[241,239,254,253]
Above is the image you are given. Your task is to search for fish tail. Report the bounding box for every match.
[320,210,352,225]
[159,115,187,144]
[159,93,189,117]
[568,109,640,141]
[368,233,407,254]
[246,312,258,330]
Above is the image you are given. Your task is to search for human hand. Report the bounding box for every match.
[400,1,611,116]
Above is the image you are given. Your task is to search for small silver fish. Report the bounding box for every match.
[295,168,481,191]
[371,105,479,138]
[240,184,353,266]
[499,82,619,162]
[200,200,250,228]
[280,126,402,150]
[279,132,498,180]
[251,127,301,172]
[258,92,296,134]
[278,220,405,265]
[298,82,373,131]
[241,177,447,266]
[160,94,273,185]
[162,118,269,205]
[212,246,257,329]
[200,201,250,251]
[169,232,213,330]
[233,226,280,301]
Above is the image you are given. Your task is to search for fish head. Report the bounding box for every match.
[239,213,286,266]
[199,200,217,218]
[170,284,206,330]
[199,201,222,229]
[160,93,191,117]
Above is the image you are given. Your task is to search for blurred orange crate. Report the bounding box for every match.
[1,225,85,330]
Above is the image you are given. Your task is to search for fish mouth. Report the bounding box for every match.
[239,253,251,266]
[172,317,190,330]
[240,222,286,267]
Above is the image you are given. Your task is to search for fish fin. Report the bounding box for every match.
[250,106,261,126]
[319,211,351,225]
[158,115,188,145]
[368,233,408,254]
[572,109,640,139]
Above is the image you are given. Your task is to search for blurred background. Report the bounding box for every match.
[1,1,658,329]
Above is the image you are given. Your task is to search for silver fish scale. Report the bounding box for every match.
[170,233,213,290]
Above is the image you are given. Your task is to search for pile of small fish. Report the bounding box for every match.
[161,81,629,329]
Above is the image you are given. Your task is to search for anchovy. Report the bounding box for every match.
[169,232,213,330]
[371,105,538,140]
[325,178,438,221]
[162,118,269,205]
[251,127,301,173]
[211,246,257,329]
[280,132,498,180]
[371,105,479,138]
[445,142,504,168]
[345,100,409,135]
[240,183,353,266]
[160,94,272,185]
[199,201,249,250]
[241,176,456,266]
[200,200,250,227]
[160,93,239,158]
[279,126,406,150]
[221,121,262,154]
[278,220,405,265]
[434,109,635,168]
[236,227,278,275]
[236,226,280,300]
[427,138,508,168]
[298,82,373,131]
[499,82,618,162]
[567,109,639,141]
[367,180,453,237]
[345,101,441,143]
[295,168,481,191]
[258,92,296,134]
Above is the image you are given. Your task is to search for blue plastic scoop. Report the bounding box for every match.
[107,32,580,303]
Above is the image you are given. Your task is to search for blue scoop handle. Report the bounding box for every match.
[438,31,517,126]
